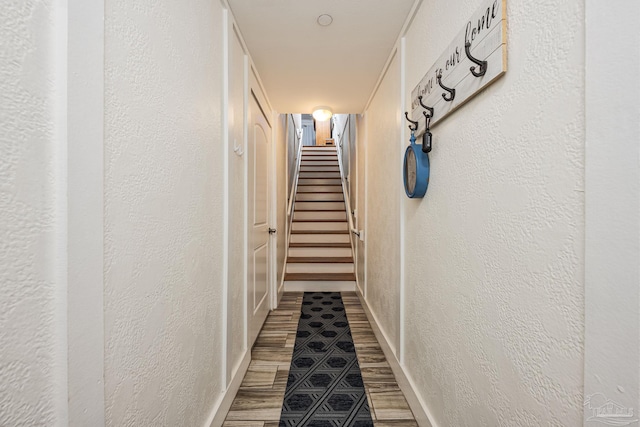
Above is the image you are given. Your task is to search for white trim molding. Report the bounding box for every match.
[205,350,251,427]
[355,287,437,427]
[583,0,640,420]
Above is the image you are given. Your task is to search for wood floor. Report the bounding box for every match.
[222,292,417,426]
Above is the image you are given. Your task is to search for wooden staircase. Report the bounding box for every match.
[284,145,356,292]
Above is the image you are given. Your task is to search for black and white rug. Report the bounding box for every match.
[279,292,373,427]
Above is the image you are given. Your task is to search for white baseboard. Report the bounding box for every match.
[205,349,251,427]
[284,280,356,292]
[355,288,438,427]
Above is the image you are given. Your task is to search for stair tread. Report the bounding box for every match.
[293,220,348,223]
[284,272,356,281]
[294,209,345,212]
[291,230,348,234]
[295,199,344,202]
[289,242,351,248]
[297,183,342,186]
[287,257,353,263]
[297,191,344,194]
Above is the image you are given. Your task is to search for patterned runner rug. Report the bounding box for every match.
[278,292,373,427]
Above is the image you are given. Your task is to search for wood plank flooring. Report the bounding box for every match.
[222,292,417,427]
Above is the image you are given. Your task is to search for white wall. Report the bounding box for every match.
[363,51,403,354]
[584,0,640,419]
[362,0,587,425]
[3,1,280,425]
[0,1,67,424]
[103,1,225,425]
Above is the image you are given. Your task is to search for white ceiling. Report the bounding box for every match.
[228,0,416,114]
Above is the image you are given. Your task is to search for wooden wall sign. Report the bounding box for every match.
[409,0,507,135]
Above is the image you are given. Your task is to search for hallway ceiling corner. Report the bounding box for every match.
[228,0,416,114]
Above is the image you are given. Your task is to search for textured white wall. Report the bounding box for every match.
[104,1,225,425]
[362,0,586,425]
[401,0,585,425]
[363,52,402,353]
[0,1,67,425]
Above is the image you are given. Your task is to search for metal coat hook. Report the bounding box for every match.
[436,71,456,102]
[418,95,434,118]
[404,112,419,131]
[465,41,487,77]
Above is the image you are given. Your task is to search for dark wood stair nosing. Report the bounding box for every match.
[297,183,342,186]
[288,242,351,248]
[293,219,348,223]
[296,191,344,194]
[284,272,356,281]
[287,256,354,263]
[290,230,348,234]
[294,209,346,212]
[295,199,344,203]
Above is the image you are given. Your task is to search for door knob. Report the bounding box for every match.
[268,228,277,235]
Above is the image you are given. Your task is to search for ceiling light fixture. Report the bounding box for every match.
[312,106,333,121]
[317,14,333,27]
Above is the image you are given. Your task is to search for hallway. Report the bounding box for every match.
[223,292,417,426]
[2,0,639,426]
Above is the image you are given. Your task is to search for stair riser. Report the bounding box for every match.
[299,173,342,179]
[288,247,352,257]
[289,234,350,244]
[286,263,354,274]
[300,156,338,161]
[295,202,345,211]
[283,281,356,292]
[296,193,344,202]
[300,165,340,173]
[300,161,339,166]
[292,222,348,231]
[296,186,342,193]
[298,179,342,186]
[293,211,346,220]
[302,148,335,152]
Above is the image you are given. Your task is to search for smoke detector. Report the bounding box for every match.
[317,14,333,26]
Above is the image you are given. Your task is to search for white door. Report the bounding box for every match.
[247,92,271,346]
